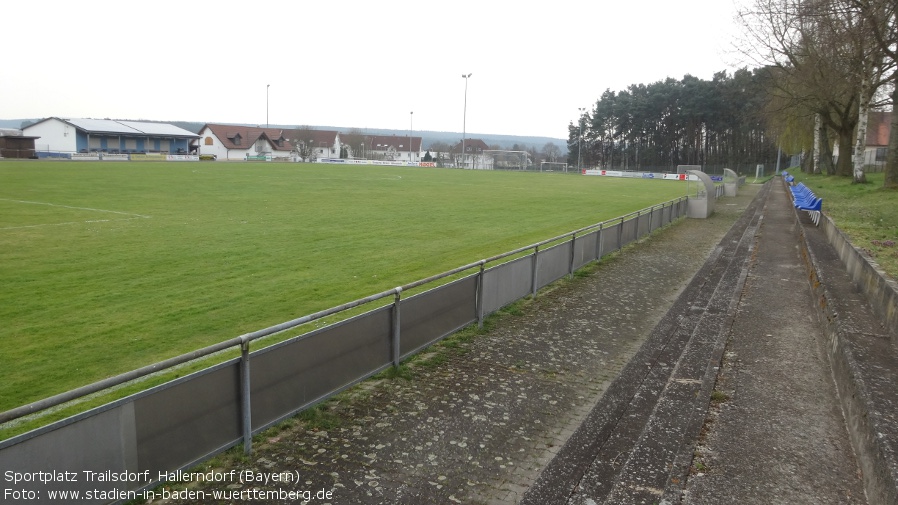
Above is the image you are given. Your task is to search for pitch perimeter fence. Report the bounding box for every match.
[0,197,689,504]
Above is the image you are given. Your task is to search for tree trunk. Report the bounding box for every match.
[852,76,870,184]
[801,149,813,173]
[816,119,836,175]
[885,80,898,189]
[813,113,822,174]
[836,127,855,177]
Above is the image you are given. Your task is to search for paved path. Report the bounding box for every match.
[160,181,869,505]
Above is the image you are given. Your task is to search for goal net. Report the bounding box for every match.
[484,150,530,171]
[540,162,569,172]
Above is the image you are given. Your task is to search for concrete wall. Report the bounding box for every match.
[797,198,898,505]
[819,215,898,331]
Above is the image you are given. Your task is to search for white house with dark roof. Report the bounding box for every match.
[451,138,492,169]
[23,117,198,157]
[198,124,341,161]
[365,134,422,162]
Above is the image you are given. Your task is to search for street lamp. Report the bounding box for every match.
[266,84,270,128]
[462,73,471,168]
[410,111,414,163]
[577,107,585,170]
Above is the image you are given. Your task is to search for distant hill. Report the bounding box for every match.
[0,119,568,153]
[0,119,38,130]
[318,126,567,153]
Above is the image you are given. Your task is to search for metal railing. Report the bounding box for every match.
[0,196,688,503]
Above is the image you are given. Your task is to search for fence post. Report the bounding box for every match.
[391,287,402,367]
[240,339,252,455]
[637,210,643,239]
[596,223,604,261]
[531,245,540,298]
[617,217,624,251]
[568,234,576,279]
[476,261,485,329]
[648,206,654,234]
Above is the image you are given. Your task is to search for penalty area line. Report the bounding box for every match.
[0,217,147,231]
[0,198,152,219]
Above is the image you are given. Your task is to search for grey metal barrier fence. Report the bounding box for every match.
[0,196,689,504]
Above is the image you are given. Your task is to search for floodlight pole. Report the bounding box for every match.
[266,84,270,128]
[410,111,414,163]
[462,73,471,169]
[577,107,585,170]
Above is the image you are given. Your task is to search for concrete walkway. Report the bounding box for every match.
[158,180,890,505]
[677,177,866,503]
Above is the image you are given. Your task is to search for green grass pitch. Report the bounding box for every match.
[0,161,688,414]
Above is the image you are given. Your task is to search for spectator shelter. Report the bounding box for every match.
[23,118,199,157]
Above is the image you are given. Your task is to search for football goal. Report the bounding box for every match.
[540,162,569,172]
[484,150,530,171]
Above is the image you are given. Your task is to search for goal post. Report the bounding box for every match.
[540,161,569,173]
[483,150,530,171]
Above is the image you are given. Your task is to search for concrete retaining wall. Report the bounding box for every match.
[818,216,898,332]
[795,200,898,505]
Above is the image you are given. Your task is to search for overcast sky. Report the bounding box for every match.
[1,0,747,140]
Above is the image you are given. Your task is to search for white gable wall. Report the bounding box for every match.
[197,127,232,159]
[23,118,77,153]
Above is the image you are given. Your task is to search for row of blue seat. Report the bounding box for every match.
[782,171,822,226]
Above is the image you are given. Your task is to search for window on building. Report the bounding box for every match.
[204,136,214,145]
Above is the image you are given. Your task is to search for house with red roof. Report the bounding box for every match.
[197,124,340,161]
[830,111,892,170]
[864,111,892,169]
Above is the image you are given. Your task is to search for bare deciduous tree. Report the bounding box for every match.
[340,128,367,159]
[291,126,318,162]
[737,0,891,182]
[851,0,898,188]
[541,142,561,162]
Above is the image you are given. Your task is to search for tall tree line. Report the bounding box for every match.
[567,70,782,173]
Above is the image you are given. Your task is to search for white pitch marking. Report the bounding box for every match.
[0,217,146,230]
[0,198,151,219]
[309,175,403,181]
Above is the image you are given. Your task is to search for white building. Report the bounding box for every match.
[198,124,340,161]
[365,135,422,163]
[23,117,198,157]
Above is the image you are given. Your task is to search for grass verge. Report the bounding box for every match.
[789,170,898,279]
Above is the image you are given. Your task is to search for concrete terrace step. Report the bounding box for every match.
[520,183,768,505]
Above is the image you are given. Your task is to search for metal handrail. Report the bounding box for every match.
[0,195,688,425]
